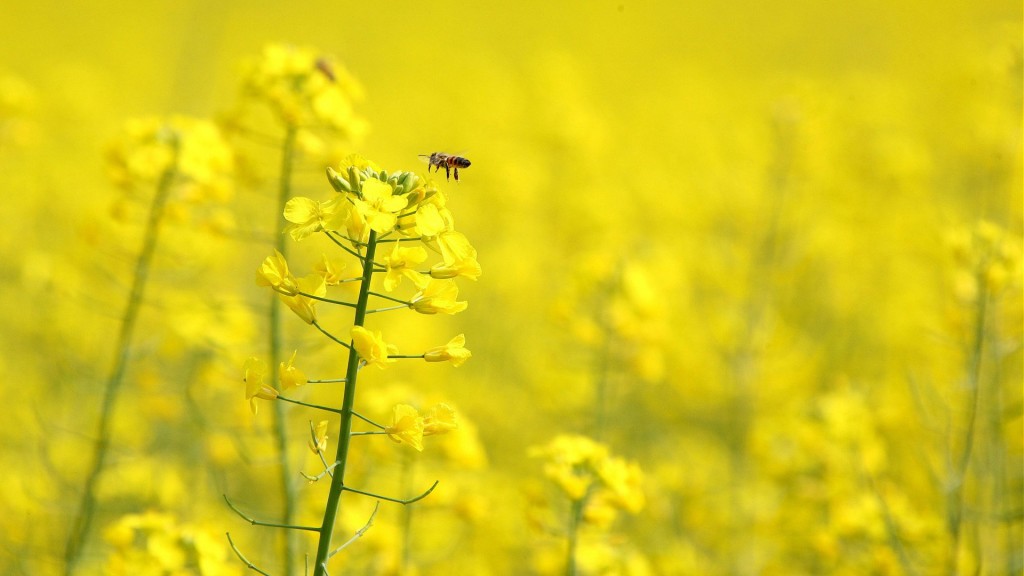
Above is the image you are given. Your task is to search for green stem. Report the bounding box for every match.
[313,229,379,576]
[566,497,584,576]
[64,151,179,576]
[948,275,988,563]
[270,124,299,576]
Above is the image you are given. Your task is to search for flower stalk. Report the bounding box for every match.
[312,228,379,575]
[64,138,179,576]
[269,124,301,576]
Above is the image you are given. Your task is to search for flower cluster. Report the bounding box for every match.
[252,155,480,329]
[946,220,1021,303]
[238,154,479,574]
[106,116,234,203]
[531,434,645,520]
[103,511,235,576]
[233,43,367,160]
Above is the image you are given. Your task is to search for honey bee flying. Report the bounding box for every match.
[419,152,471,181]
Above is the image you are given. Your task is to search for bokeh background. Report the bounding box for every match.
[1,1,1021,574]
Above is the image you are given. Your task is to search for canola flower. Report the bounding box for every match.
[232,155,477,575]
[531,434,644,575]
[65,116,233,576]
[229,43,369,575]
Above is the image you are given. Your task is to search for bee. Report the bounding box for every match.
[419,152,471,181]
[315,57,336,82]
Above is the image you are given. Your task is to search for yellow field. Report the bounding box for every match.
[0,2,1020,574]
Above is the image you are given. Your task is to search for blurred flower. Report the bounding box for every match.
[423,403,458,436]
[385,404,425,451]
[106,115,234,204]
[240,43,367,138]
[424,334,472,366]
[530,434,644,515]
[243,357,278,415]
[351,326,397,369]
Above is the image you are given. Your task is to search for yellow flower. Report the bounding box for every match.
[280,273,327,324]
[383,244,429,292]
[351,326,398,369]
[255,250,299,295]
[309,420,329,454]
[241,44,366,137]
[423,403,458,436]
[385,404,424,451]
[597,458,645,514]
[423,334,472,367]
[430,258,482,281]
[312,254,347,285]
[426,230,481,280]
[106,116,234,203]
[279,350,307,390]
[410,279,468,315]
[283,195,348,241]
[243,357,278,415]
[352,178,407,233]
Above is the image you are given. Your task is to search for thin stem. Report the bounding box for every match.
[64,149,179,576]
[389,354,426,360]
[326,502,380,559]
[324,230,368,262]
[312,320,354,350]
[226,532,274,576]
[352,411,387,429]
[566,497,585,576]
[366,304,411,315]
[224,495,321,532]
[948,277,989,561]
[368,291,413,306]
[299,291,357,308]
[313,229,380,576]
[342,480,439,505]
[270,124,300,576]
[278,396,343,414]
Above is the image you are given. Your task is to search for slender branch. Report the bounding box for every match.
[390,354,427,360]
[226,532,274,576]
[350,431,387,436]
[224,495,322,532]
[366,304,411,315]
[64,148,179,576]
[342,480,439,505]
[352,411,386,430]
[308,378,347,384]
[312,229,380,576]
[323,230,367,262]
[299,291,357,308]
[311,320,353,350]
[302,460,339,482]
[278,395,343,414]
[270,124,301,576]
[368,291,413,306]
[327,502,380,560]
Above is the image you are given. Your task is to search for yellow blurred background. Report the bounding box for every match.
[1,1,1021,575]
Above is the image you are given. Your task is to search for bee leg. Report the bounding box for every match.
[453,167,459,181]
[444,165,451,180]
